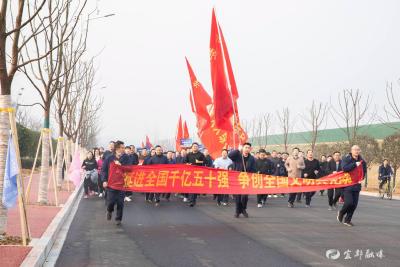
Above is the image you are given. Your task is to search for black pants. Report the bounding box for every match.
[305,191,315,205]
[107,189,124,221]
[296,192,302,201]
[288,193,298,204]
[84,177,91,195]
[125,191,132,197]
[217,194,229,204]
[257,194,268,204]
[379,179,388,189]
[328,188,343,206]
[339,190,360,223]
[234,195,248,214]
[145,193,160,203]
[189,194,198,205]
[98,178,104,194]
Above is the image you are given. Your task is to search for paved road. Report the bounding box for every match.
[56,193,400,267]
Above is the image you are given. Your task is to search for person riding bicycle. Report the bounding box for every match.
[82,151,98,198]
[378,159,393,190]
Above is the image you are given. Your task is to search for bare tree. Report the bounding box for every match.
[63,59,102,149]
[331,89,375,145]
[262,113,272,149]
[382,133,400,192]
[19,0,88,204]
[382,81,400,129]
[53,16,89,189]
[301,101,327,151]
[0,0,48,236]
[276,107,292,152]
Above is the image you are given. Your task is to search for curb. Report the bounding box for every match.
[360,191,400,200]
[20,182,83,267]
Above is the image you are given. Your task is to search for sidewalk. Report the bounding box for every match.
[0,171,76,267]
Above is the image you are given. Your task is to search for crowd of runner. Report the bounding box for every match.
[81,141,394,227]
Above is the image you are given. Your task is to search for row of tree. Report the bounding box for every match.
[244,87,399,151]
[0,1,102,235]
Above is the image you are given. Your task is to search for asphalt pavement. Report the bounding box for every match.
[56,192,400,267]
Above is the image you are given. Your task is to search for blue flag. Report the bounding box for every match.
[2,134,19,209]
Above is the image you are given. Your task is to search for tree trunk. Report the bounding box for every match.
[56,137,64,190]
[38,129,50,204]
[0,94,11,234]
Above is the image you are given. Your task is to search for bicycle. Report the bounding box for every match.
[378,175,392,200]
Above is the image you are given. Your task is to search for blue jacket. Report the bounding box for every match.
[228,150,256,173]
[167,158,176,164]
[101,154,128,182]
[342,153,367,191]
[378,165,393,180]
[147,154,169,165]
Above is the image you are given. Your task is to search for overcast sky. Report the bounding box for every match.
[14,0,400,147]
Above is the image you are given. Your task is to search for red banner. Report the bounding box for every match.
[107,162,364,194]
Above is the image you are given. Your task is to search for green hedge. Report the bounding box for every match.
[17,123,58,169]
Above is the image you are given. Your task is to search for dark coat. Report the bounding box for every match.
[228,150,256,173]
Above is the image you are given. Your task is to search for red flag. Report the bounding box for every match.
[185,58,212,134]
[145,135,153,149]
[210,9,234,131]
[219,23,238,115]
[175,115,183,151]
[183,120,190,139]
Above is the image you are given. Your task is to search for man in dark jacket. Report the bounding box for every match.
[302,150,321,207]
[101,140,127,226]
[337,145,367,227]
[228,143,256,218]
[255,149,274,208]
[175,149,187,164]
[203,149,214,167]
[378,159,393,190]
[185,143,206,207]
[326,151,343,210]
[146,145,168,206]
[129,145,139,165]
[102,141,115,160]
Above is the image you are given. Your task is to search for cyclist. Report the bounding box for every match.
[378,159,393,190]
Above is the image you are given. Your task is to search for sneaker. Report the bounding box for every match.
[154,202,160,207]
[94,192,99,195]
[343,222,354,227]
[242,210,249,218]
[234,213,239,218]
[288,203,294,208]
[124,197,132,202]
[337,211,343,223]
[221,202,228,206]
[217,202,221,206]
[257,204,263,208]
[273,195,278,198]
[305,204,311,208]
[328,206,333,211]
[183,197,189,203]
[83,195,88,199]
[115,220,122,226]
[106,211,112,221]
[189,203,195,207]
[98,193,103,198]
